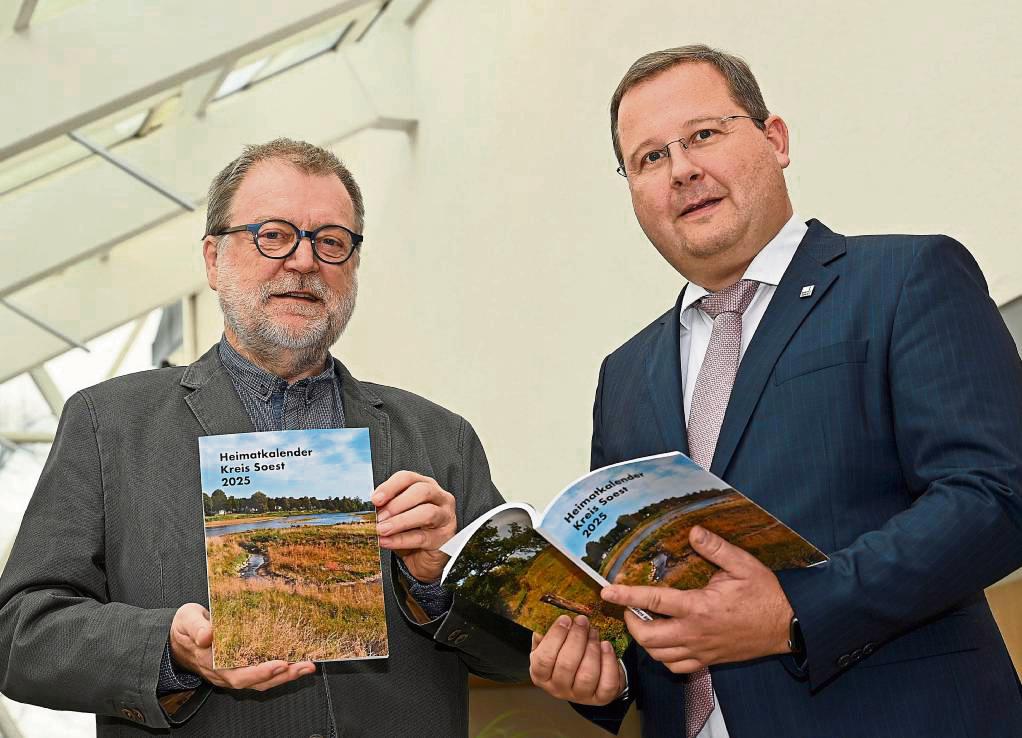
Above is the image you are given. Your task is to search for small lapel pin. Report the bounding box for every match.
[800,285,815,298]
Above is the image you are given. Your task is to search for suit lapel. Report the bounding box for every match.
[182,346,255,436]
[711,220,846,478]
[336,361,392,488]
[646,288,689,454]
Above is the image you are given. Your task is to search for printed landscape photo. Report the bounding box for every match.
[586,487,824,590]
[199,429,388,668]
[443,509,629,655]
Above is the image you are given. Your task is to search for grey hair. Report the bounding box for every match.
[610,44,770,167]
[205,137,365,239]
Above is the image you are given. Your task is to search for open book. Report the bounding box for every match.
[441,452,825,655]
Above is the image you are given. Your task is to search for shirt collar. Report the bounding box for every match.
[680,213,808,322]
[218,335,337,401]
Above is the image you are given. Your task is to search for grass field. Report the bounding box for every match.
[206,521,388,667]
[607,495,821,590]
[501,548,629,655]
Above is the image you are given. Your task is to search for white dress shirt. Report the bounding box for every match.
[681,213,808,738]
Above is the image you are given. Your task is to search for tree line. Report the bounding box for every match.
[203,489,374,516]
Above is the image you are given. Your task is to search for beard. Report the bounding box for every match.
[217,263,357,378]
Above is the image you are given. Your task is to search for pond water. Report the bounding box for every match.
[206,511,372,537]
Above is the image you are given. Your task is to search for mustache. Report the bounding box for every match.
[259,275,331,302]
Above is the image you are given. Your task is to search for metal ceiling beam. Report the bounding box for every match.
[106,318,146,380]
[0,212,210,382]
[10,0,35,32]
[0,0,380,160]
[0,17,414,300]
[67,131,196,211]
[0,297,88,350]
[28,367,64,416]
[0,431,54,444]
[0,14,415,382]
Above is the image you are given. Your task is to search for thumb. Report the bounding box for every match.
[690,525,760,576]
[602,584,683,616]
[177,603,213,647]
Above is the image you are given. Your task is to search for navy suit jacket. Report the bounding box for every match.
[580,221,1022,737]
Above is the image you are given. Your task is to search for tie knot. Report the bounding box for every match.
[697,279,759,319]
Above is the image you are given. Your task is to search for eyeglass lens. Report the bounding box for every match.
[255,220,354,262]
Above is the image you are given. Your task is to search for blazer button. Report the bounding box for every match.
[837,654,851,668]
[454,634,468,645]
[863,642,876,656]
[119,707,145,723]
[850,648,862,662]
[310,734,324,738]
[447,629,464,642]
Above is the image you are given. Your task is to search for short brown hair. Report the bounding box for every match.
[205,137,365,237]
[610,44,769,167]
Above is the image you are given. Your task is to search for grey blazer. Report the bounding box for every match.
[0,345,529,737]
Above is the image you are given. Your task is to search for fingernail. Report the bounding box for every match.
[376,511,390,523]
[557,615,571,628]
[692,525,707,544]
[371,493,382,505]
[601,641,613,653]
[602,586,618,602]
[377,522,392,535]
[575,615,589,627]
[588,628,598,641]
[272,665,287,675]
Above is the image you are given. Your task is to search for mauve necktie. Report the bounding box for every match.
[683,278,759,738]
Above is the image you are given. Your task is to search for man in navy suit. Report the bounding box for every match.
[529,45,1022,737]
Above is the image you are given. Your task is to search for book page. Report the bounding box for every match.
[199,428,388,668]
[540,452,825,590]
[441,507,629,655]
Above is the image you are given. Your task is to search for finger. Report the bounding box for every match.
[531,632,542,651]
[529,616,573,683]
[377,501,450,536]
[571,630,604,697]
[376,481,453,524]
[594,641,624,703]
[646,645,699,665]
[689,525,762,576]
[664,658,705,675]
[602,585,688,616]
[214,660,292,690]
[550,616,591,687]
[246,661,318,692]
[622,608,697,650]
[371,471,432,510]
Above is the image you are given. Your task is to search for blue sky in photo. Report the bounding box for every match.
[198,428,373,501]
[541,452,729,560]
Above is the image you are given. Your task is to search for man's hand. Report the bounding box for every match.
[529,614,625,705]
[169,603,315,691]
[602,525,793,674]
[372,471,457,582]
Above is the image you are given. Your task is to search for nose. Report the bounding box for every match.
[667,141,703,186]
[284,236,318,273]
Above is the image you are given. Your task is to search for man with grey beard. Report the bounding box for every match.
[0,138,529,738]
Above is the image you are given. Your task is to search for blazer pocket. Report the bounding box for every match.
[774,339,869,385]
